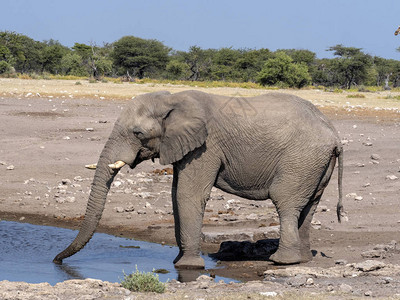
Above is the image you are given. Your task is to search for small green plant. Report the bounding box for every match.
[153,268,170,274]
[384,95,400,100]
[120,267,165,293]
[75,81,82,85]
[346,93,366,98]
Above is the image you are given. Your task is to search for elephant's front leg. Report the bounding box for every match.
[172,156,219,269]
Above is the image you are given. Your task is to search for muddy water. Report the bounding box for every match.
[0,221,234,285]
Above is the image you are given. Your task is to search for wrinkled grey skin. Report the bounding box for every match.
[54,90,344,268]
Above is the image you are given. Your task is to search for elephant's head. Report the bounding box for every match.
[53,90,208,264]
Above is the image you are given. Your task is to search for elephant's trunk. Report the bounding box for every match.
[53,149,117,264]
[53,126,139,264]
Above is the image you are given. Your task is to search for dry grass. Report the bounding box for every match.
[1,78,400,112]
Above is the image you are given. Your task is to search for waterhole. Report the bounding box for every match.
[0,221,234,285]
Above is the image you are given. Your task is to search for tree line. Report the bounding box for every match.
[1,30,400,89]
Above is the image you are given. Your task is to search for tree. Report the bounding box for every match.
[60,52,88,76]
[165,59,189,80]
[234,48,271,82]
[326,45,373,89]
[112,36,170,79]
[0,31,44,73]
[180,46,213,81]
[257,52,311,88]
[72,43,113,78]
[41,40,69,74]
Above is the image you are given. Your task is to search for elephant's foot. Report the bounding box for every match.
[173,250,183,264]
[269,247,301,265]
[300,247,313,263]
[174,254,205,269]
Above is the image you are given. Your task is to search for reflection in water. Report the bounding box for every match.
[0,221,234,285]
[56,264,85,280]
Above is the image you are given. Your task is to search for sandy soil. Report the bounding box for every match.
[1,78,400,298]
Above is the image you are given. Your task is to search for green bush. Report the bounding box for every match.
[120,267,166,293]
[0,61,12,74]
[256,52,311,88]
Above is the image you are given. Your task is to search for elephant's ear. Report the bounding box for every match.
[159,95,208,165]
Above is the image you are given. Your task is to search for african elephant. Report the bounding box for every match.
[53,90,344,268]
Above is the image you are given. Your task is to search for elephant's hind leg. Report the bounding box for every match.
[269,209,302,264]
[298,194,322,262]
[298,155,336,262]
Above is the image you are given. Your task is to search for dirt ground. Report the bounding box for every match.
[1,78,400,298]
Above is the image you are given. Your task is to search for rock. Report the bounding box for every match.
[354,260,386,272]
[286,274,307,287]
[386,175,398,180]
[155,209,166,215]
[371,154,381,160]
[137,178,153,183]
[74,176,83,182]
[196,275,214,289]
[137,210,146,214]
[363,142,373,146]
[113,180,122,188]
[115,207,124,213]
[136,192,154,199]
[379,277,393,284]
[311,219,322,229]
[246,213,258,220]
[263,226,280,238]
[335,259,348,265]
[306,278,314,285]
[125,205,135,212]
[354,196,363,201]
[361,249,385,258]
[364,290,372,297]
[66,196,76,203]
[259,292,278,297]
[318,205,328,212]
[85,128,94,131]
[62,136,70,140]
[6,165,14,170]
[224,215,238,221]
[346,193,358,198]
[196,274,214,282]
[339,283,353,293]
[61,179,71,185]
[145,201,152,208]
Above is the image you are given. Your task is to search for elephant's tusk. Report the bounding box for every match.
[108,161,126,169]
[85,164,97,169]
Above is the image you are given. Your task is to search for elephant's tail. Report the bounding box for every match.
[336,146,345,222]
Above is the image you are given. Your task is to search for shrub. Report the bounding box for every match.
[256,52,311,88]
[346,94,366,98]
[120,267,165,293]
[0,61,12,74]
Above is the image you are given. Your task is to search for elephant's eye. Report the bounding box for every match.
[133,127,145,139]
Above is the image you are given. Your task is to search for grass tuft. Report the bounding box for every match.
[346,93,366,98]
[120,267,166,293]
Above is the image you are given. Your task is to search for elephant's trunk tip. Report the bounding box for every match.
[53,255,63,265]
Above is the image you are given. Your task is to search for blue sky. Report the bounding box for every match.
[1,0,399,59]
